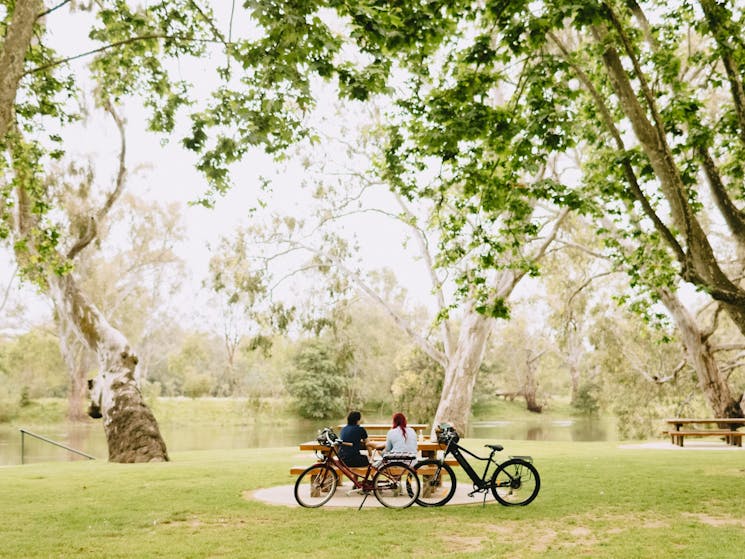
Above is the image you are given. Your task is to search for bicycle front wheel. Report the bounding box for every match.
[372,462,420,509]
[294,464,338,508]
[490,458,540,506]
[413,459,457,507]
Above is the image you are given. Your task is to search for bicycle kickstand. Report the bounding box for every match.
[467,488,489,507]
[357,491,369,511]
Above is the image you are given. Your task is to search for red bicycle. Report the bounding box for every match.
[293,428,421,509]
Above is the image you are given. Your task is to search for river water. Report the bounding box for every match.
[0,416,615,466]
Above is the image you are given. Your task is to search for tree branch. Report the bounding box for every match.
[393,193,455,358]
[67,102,128,260]
[293,240,447,367]
[699,0,745,146]
[548,31,687,264]
[187,0,229,47]
[697,144,745,246]
[0,265,19,314]
[37,0,71,20]
[25,34,217,75]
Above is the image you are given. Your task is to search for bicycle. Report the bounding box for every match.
[414,424,540,507]
[293,427,421,510]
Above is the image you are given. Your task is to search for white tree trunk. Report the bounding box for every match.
[659,287,743,418]
[55,312,93,421]
[432,304,493,435]
[521,349,543,413]
[49,273,169,462]
[0,0,41,139]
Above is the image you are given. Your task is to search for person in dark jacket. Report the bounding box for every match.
[338,410,370,467]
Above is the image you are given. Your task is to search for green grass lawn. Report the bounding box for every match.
[2,440,744,558]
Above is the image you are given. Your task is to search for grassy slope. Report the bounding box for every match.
[2,441,744,558]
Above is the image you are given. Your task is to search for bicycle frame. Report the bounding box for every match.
[316,444,375,490]
[440,438,502,491]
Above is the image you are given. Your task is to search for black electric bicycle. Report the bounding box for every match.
[414,424,540,507]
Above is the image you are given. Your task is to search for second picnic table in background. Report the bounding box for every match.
[664,418,745,447]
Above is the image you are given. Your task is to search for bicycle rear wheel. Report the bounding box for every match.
[413,459,457,507]
[294,464,338,508]
[372,462,420,509]
[490,458,540,506]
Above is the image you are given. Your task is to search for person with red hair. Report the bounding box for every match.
[384,412,417,455]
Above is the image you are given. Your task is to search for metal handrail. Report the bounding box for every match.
[19,428,96,464]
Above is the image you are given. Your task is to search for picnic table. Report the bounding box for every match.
[664,418,745,447]
[290,423,456,477]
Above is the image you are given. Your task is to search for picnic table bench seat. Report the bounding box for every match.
[663,418,745,447]
[663,429,744,446]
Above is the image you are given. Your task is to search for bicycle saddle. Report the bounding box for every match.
[485,444,504,451]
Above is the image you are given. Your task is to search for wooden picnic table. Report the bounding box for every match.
[664,418,745,447]
[291,426,454,477]
[298,439,445,459]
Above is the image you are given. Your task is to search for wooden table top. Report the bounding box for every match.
[665,418,745,425]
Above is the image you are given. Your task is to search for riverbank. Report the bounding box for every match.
[1,397,615,465]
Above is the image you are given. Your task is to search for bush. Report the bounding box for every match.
[0,399,18,423]
[572,381,601,416]
[19,387,31,408]
[183,374,213,398]
[284,340,347,419]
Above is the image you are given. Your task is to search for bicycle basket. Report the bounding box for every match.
[436,423,459,444]
[316,427,338,446]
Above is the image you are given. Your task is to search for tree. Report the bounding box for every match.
[1,1,221,461]
[285,338,351,419]
[52,178,187,419]
[489,1,745,415]
[212,112,570,433]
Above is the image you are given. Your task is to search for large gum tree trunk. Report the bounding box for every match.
[659,288,743,419]
[50,272,169,462]
[429,213,568,437]
[432,305,493,435]
[521,349,543,413]
[56,314,91,422]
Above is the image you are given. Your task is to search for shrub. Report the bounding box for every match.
[284,340,347,419]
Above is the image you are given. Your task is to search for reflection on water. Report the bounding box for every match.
[1,415,615,466]
[1,420,322,466]
[469,417,616,442]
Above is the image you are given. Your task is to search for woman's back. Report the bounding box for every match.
[385,426,417,454]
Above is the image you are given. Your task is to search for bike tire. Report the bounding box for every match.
[413,459,457,507]
[490,458,540,506]
[294,464,338,508]
[372,462,420,509]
